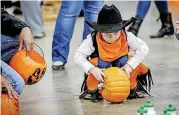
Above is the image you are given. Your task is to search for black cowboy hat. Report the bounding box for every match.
[86,4,135,33]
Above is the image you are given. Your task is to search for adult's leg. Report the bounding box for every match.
[52,1,83,70]
[150,0,174,38]
[20,1,45,38]
[1,60,25,95]
[155,0,168,14]
[83,1,104,40]
[128,1,151,36]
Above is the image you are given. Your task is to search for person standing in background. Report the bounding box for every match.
[175,21,179,40]
[52,1,104,70]
[20,1,45,38]
[128,0,174,38]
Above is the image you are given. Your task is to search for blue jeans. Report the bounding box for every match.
[137,0,168,20]
[1,60,25,95]
[175,33,179,40]
[98,56,128,69]
[52,1,104,64]
[1,35,19,64]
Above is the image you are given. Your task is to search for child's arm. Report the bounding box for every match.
[74,34,96,73]
[74,34,106,82]
[126,32,149,70]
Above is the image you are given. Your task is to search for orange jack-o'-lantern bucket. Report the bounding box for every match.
[9,44,47,85]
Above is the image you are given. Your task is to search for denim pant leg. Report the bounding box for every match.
[98,58,112,69]
[52,1,83,64]
[83,1,104,40]
[1,35,19,64]
[20,1,44,35]
[1,60,25,95]
[116,56,128,68]
[175,33,179,40]
[136,1,151,20]
[154,1,168,14]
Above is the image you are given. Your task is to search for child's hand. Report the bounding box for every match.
[121,64,132,78]
[89,67,106,82]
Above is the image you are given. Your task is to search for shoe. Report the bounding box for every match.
[13,7,22,15]
[52,61,65,70]
[150,12,174,38]
[34,32,46,38]
[127,15,143,36]
[79,10,84,17]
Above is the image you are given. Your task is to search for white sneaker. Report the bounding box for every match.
[34,32,46,38]
[52,61,64,70]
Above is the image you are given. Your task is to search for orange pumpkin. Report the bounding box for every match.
[101,67,130,103]
[9,49,47,85]
[1,94,19,115]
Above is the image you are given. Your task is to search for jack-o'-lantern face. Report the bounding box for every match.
[27,68,46,85]
[9,49,47,85]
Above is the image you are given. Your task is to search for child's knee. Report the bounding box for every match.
[116,56,128,67]
[98,58,111,68]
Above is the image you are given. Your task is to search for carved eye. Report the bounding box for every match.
[41,68,46,78]
[32,68,41,79]
[27,68,41,85]
[9,50,47,85]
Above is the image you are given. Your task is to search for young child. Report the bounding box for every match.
[74,4,152,100]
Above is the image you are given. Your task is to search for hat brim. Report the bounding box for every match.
[86,17,135,33]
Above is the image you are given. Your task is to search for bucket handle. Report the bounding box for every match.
[25,43,44,58]
[2,40,44,58]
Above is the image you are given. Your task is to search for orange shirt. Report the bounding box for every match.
[96,30,128,62]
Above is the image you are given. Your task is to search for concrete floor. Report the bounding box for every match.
[19,1,179,115]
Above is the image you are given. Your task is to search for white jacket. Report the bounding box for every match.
[74,32,149,73]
